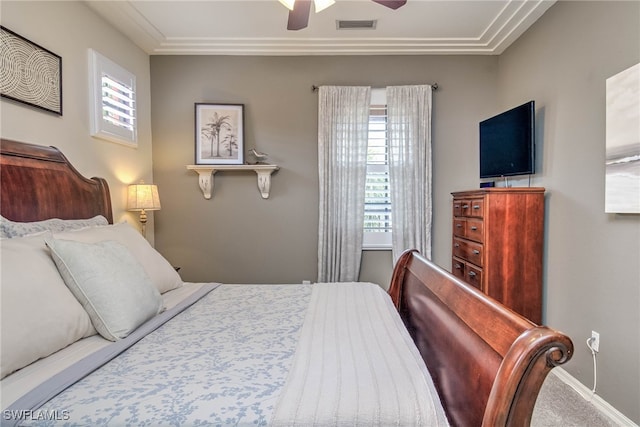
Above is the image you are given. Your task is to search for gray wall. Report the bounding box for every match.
[496,1,639,422]
[150,55,498,285]
[151,2,639,421]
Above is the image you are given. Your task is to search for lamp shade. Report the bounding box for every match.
[127,183,161,211]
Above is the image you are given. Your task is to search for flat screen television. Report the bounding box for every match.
[479,101,535,179]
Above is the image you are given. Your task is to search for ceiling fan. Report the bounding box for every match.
[279,0,407,31]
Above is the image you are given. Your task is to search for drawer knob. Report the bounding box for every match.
[468,271,477,277]
[470,226,478,231]
[473,205,480,210]
[473,249,480,255]
[462,204,469,209]
[456,223,462,228]
[454,243,460,248]
[454,263,462,270]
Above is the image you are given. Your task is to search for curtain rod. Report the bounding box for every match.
[311,83,438,92]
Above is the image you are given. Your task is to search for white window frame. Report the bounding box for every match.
[89,49,137,148]
[363,88,392,250]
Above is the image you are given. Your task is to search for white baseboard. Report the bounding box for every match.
[551,368,638,426]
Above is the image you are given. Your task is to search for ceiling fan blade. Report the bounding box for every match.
[371,0,407,10]
[287,0,312,30]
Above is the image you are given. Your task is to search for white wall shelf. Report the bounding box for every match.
[186,164,279,199]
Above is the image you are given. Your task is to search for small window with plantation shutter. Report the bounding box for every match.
[89,49,137,148]
[363,89,392,249]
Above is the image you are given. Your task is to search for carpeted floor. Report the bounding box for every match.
[532,372,620,426]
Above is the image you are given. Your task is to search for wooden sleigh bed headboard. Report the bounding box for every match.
[0,139,112,223]
[1,138,573,427]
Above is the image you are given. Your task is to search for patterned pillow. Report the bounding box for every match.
[46,238,164,341]
[0,215,109,239]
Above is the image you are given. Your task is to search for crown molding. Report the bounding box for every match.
[86,0,555,56]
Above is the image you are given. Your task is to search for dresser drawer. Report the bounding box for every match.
[452,237,466,259]
[466,240,483,266]
[453,200,464,218]
[466,218,484,242]
[452,257,466,280]
[453,238,483,266]
[465,264,483,290]
[453,219,466,238]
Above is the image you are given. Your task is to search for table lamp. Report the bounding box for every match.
[127,182,161,237]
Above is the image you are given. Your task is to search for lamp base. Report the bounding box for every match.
[139,209,148,237]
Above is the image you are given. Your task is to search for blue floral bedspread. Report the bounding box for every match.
[27,284,312,427]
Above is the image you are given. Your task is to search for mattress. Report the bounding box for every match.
[2,282,448,426]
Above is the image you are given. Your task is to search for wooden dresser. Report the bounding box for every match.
[451,188,545,324]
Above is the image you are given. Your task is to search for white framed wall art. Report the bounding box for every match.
[605,62,640,214]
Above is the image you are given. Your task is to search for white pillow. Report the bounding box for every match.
[46,238,164,341]
[53,222,182,294]
[0,233,96,379]
[0,215,108,239]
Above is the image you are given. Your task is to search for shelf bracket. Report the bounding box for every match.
[254,169,275,199]
[187,165,279,199]
[188,167,216,199]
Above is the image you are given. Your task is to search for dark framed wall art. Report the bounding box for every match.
[0,26,62,115]
[195,103,244,165]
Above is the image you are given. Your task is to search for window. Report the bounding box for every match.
[363,89,392,249]
[89,49,137,147]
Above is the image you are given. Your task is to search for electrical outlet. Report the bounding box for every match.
[590,331,600,352]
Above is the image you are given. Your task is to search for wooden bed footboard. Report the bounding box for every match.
[389,250,573,427]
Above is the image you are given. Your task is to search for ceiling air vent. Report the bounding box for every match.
[336,19,377,30]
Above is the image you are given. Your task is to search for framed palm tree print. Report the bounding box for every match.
[195,103,244,165]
